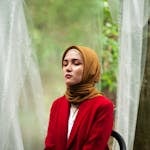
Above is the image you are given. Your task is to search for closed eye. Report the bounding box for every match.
[62,60,68,66]
[72,59,83,65]
[62,59,83,68]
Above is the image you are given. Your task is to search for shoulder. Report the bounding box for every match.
[90,95,113,106]
[90,96,114,117]
[83,95,114,112]
[48,95,68,114]
[53,95,66,103]
[51,95,68,108]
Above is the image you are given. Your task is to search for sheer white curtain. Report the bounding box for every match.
[0,0,103,149]
[112,0,150,150]
[0,0,45,150]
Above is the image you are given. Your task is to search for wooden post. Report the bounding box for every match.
[133,19,150,150]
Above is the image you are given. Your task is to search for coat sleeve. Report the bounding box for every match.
[44,101,57,150]
[82,102,114,150]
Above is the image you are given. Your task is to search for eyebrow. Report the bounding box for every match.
[63,58,81,61]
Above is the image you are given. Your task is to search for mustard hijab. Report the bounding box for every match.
[62,45,101,104]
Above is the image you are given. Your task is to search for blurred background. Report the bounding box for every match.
[24,0,119,149]
[25,0,119,108]
[0,0,149,150]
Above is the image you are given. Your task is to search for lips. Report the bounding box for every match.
[65,74,72,79]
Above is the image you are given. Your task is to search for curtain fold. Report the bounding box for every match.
[114,0,150,150]
[0,0,45,149]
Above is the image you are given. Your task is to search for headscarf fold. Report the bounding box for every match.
[62,45,101,104]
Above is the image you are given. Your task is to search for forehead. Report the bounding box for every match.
[64,49,82,60]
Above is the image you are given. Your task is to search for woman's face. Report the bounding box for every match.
[62,49,84,86]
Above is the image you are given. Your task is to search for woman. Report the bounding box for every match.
[44,46,114,150]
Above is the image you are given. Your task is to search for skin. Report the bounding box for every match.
[62,49,84,86]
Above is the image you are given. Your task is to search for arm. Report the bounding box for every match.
[83,102,114,150]
[44,101,57,150]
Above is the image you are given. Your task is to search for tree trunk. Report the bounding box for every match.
[133,19,150,150]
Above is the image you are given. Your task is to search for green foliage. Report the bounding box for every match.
[22,2,119,149]
[101,2,119,94]
[25,0,119,98]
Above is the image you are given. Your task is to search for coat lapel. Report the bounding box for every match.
[57,97,70,149]
[67,101,88,149]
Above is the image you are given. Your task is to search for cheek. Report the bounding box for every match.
[76,67,83,80]
[62,67,66,74]
[62,67,65,72]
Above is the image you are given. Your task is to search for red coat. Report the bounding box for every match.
[44,95,113,150]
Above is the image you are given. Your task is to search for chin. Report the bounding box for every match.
[66,81,80,87]
[66,83,73,86]
[66,82,75,86]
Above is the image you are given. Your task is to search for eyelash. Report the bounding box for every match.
[63,61,82,66]
[74,62,81,65]
[63,63,67,66]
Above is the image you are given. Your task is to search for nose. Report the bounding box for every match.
[66,63,72,72]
